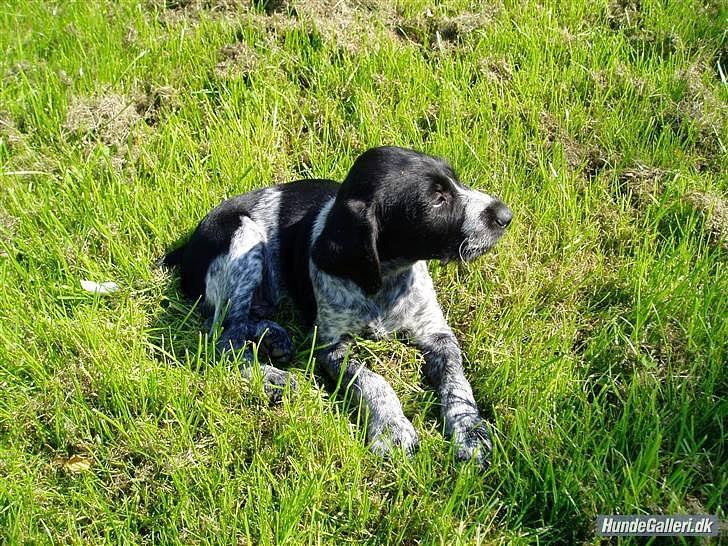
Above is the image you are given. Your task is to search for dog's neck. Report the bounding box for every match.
[380,258,417,279]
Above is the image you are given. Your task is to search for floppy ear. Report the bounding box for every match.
[311,198,382,295]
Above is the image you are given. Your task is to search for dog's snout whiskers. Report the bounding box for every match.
[458,239,467,262]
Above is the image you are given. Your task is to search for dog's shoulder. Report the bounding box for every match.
[276,180,339,326]
[273,179,339,229]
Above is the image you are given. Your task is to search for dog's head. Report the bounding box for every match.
[312,146,512,294]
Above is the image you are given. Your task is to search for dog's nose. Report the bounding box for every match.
[482,202,512,228]
[494,203,512,228]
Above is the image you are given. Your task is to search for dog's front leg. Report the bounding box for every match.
[416,331,492,468]
[317,341,419,457]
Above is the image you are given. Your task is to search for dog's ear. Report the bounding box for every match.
[311,198,382,295]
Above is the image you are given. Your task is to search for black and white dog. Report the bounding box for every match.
[162,146,512,466]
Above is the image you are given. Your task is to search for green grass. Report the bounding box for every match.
[1,0,726,543]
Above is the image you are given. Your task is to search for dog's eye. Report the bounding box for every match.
[433,192,448,207]
[432,180,451,208]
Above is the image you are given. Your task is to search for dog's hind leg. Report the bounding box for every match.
[207,216,296,403]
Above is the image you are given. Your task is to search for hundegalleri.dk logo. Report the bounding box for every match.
[596,515,719,536]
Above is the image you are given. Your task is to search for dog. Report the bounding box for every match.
[162,146,512,466]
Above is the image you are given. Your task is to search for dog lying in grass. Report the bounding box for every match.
[162,146,512,467]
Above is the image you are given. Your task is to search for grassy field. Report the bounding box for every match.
[1,0,726,543]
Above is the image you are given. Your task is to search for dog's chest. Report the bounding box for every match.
[311,264,416,342]
[365,279,417,337]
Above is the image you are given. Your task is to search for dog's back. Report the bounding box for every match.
[163,180,339,322]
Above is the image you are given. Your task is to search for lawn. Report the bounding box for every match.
[0,0,726,543]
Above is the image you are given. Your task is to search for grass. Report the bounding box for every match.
[0,0,726,543]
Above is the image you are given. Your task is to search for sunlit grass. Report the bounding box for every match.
[0,0,725,543]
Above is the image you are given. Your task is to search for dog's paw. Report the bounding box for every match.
[216,325,250,355]
[254,320,294,363]
[242,364,297,405]
[368,415,419,458]
[451,414,493,469]
[261,366,297,404]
